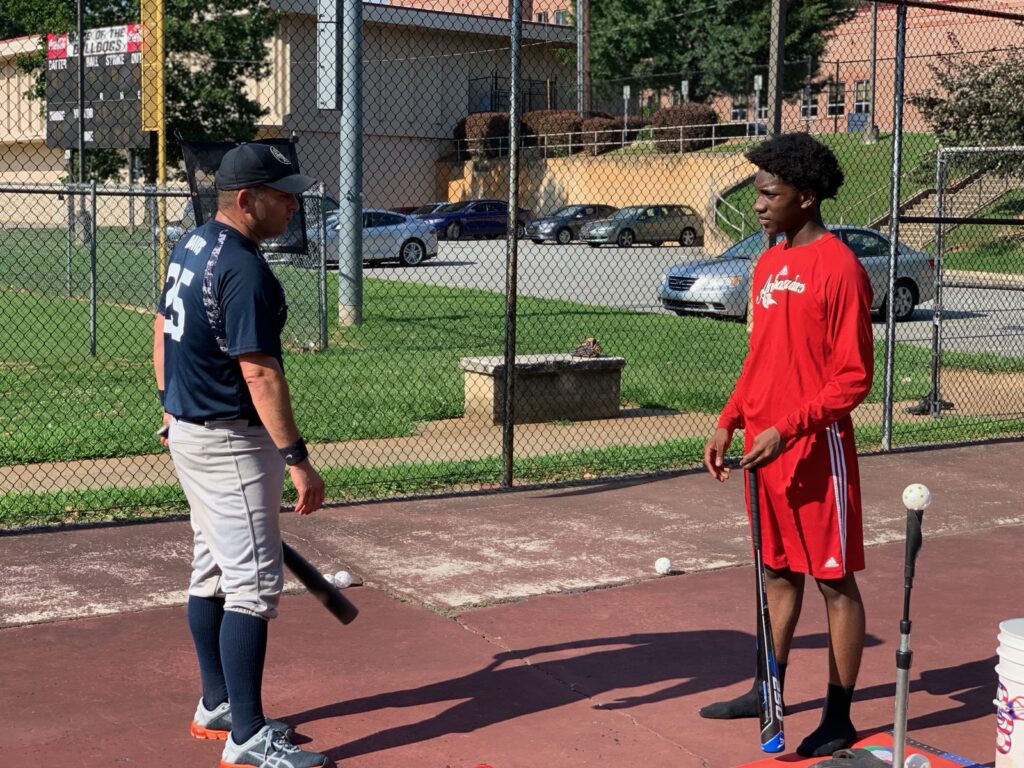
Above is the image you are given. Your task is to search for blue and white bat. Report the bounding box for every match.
[749,468,785,753]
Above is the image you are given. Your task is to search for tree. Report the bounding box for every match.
[163,0,278,170]
[588,0,859,103]
[910,50,1024,148]
[6,0,277,181]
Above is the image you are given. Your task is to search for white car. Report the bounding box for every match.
[658,226,936,321]
[306,208,439,267]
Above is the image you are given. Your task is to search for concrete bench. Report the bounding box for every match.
[459,354,626,424]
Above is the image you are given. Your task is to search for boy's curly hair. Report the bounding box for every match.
[745,132,845,201]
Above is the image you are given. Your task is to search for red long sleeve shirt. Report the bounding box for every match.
[718,232,875,443]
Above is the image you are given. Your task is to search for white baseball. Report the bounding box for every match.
[332,570,353,588]
[654,557,672,575]
[902,483,932,511]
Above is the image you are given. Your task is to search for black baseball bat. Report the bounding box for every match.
[282,541,359,625]
[749,468,785,753]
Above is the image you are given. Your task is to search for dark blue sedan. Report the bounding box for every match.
[417,199,533,240]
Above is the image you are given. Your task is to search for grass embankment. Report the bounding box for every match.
[720,132,940,240]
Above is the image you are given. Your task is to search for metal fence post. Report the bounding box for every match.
[89,179,98,357]
[881,0,908,452]
[502,0,524,488]
[318,185,329,351]
[928,150,948,418]
[65,182,74,298]
[148,186,159,308]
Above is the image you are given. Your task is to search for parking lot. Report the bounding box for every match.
[360,237,1024,357]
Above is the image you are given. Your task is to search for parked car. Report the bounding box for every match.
[408,202,448,216]
[525,204,618,244]
[304,208,438,267]
[417,199,532,240]
[657,226,936,321]
[166,194,340,260]
[580,205,705,247]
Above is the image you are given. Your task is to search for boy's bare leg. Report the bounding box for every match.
[699,567,804,719]
[797,573,865,756]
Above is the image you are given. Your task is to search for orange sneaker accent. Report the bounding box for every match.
[190,720,229,740]
[219,761,246,768]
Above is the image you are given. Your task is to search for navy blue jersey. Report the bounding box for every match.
[158,220,287,422]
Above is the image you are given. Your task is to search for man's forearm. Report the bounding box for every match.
[243,360,302,448]
[152,315,165,393]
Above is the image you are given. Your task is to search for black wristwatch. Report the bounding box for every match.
[279,438,309,466]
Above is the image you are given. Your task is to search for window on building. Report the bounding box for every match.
[757,102,768,120]
[854,79,871,114]
[554,9,569,25]
[801,90,819,119]
[535,11,549,23]
[731,94,749,121]
[827,81,846,116]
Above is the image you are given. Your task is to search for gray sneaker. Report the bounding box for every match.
[190,699,294,741]
[220,725,332,768]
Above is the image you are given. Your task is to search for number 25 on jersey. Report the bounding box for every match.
[163,263,195,342]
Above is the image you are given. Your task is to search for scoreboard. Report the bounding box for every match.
[46,24,148,150]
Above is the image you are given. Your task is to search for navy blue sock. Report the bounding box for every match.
[220,610,269,744]
[187,596,228,708]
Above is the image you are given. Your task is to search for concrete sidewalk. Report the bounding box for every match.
[2,441,1021,766]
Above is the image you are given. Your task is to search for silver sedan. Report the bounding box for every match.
[307,208,439,267]
[658,226,936,321]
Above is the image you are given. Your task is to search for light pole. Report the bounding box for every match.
[576,0,590,115]
[865,0,880,143]
[765,0,785,136]
[754,74,763,134]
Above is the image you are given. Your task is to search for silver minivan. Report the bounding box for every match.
[580,204,705,248]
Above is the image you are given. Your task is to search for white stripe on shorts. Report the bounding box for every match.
[826,422,848,568]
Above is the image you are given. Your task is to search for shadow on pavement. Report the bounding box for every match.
[291,629,759,758]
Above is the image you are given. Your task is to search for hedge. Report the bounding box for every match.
[454,112,510,158]
[521,110,585,154]
[651,103,719,153]
[580,115,646,155]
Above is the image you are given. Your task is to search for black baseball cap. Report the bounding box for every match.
[215,143,316,194]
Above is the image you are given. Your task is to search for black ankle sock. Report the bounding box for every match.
[700,663,787,719]
[797,683,857,757]
[220,611,269,744]
[187,596,228,709]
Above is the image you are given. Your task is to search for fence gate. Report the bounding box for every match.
[897,146,1024,442]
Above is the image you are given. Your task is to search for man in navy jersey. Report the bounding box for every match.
[153,143,331,768]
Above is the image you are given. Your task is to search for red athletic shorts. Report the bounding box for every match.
[745,418,865,579]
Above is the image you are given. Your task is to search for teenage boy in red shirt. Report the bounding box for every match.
[701,132,875,758]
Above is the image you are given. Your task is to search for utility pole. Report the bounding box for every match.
[75,0,89,246]
[576,0,590,115]
[765,0,786,136]
[337,0,364,326]
[865,1,880,143]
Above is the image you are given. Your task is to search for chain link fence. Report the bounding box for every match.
[2,0,1023,528]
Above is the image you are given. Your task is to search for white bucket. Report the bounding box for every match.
[995,619,1024,768]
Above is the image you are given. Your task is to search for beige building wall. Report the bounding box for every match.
[375,0,571,23]
[0,35,64,198]
[274,4,575,207]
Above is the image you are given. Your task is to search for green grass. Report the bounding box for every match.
[720,132,940,240]
[937,188,1024,275]
[0,437,717,529]
[2,218,1022,527]
[3,270,1021,469]
[0,277,753,464]
[5,415,1023,530]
